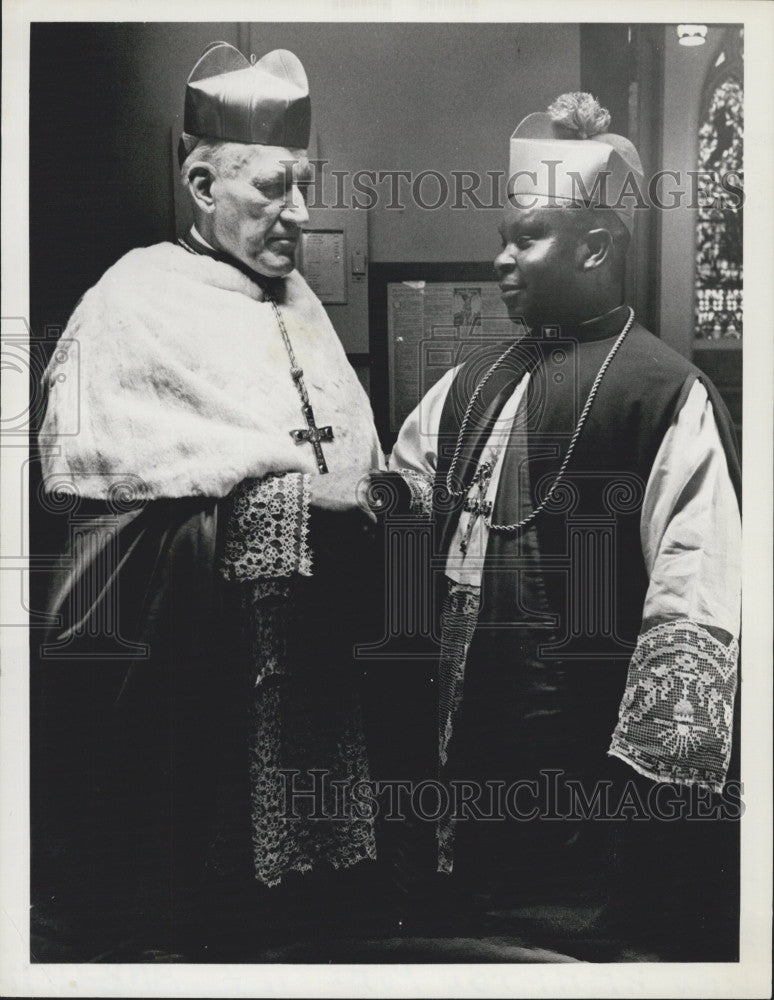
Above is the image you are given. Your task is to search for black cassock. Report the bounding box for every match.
[375,307,742,959]
[30,495,383,957]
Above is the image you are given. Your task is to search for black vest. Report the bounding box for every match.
[434,311,740,777]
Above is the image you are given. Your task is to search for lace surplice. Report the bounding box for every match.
[219,474,376,887]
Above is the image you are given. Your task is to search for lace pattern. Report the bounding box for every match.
[240,581,292,686]
[220,473,312,582]
[249,680,376,887]
[399,469,434,517]
[436,578,482,875]
[212,477,375,887]
[243,580,376,886]
[608,620,738,791]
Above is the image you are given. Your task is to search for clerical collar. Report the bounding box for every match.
[178,227,287,301]
[530,303,632,344]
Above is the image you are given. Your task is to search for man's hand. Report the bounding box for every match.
[308,468,376,520]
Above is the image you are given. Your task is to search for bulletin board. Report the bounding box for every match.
[298,230,347,304]
[368,262,515,444]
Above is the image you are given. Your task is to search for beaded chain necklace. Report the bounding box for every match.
[446,306,635,542]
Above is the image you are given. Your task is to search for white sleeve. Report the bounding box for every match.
[387,365,461,478]
[608,379,740,790]
[640,379,741,639]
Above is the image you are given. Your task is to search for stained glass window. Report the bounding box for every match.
[694,34,743,341]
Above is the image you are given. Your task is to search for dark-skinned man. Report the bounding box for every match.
[383,92,741,958]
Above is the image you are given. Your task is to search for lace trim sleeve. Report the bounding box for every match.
[220,473,313,582]
[608,620,738,792]
[398,469,434,516]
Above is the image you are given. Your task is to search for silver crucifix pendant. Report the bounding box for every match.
[290,402,334,474]
[459,460,495,555]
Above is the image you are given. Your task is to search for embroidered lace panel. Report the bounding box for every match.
[248,680,376,887]
[214,474,375,886]
[220,473,312,582]
[436,578,482,875]
[608,619,738,792]
[399,469,434,517]
[244,581,376,886]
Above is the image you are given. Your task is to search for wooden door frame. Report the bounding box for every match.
[580,24,665,336]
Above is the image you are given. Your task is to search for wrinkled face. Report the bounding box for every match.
[494,204,583,329]
[209,145,311,277]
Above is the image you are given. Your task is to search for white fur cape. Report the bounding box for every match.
[39,243,383,499]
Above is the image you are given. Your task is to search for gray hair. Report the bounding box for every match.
[179,134,247,184]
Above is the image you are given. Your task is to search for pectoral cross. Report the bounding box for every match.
[290,402,334,474]
[459,460,495,555]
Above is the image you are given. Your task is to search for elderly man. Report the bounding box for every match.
[383,93,741,957]
[36,43,382,957]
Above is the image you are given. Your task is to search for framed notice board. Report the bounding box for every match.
[368,262,515,446]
